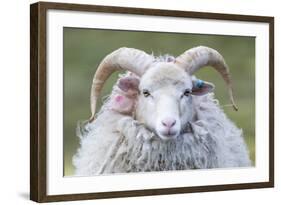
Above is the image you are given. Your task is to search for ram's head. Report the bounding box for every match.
[89,46,237,140]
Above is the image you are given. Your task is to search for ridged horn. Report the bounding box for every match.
[89,47,154,122]
[175,46,238,111]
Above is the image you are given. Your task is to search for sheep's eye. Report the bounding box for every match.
[142,90,150,97]
[183,89,191,96]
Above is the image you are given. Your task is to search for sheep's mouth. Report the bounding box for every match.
[158,134,178,141]
[151,122,193,141]
[157,131,179,141]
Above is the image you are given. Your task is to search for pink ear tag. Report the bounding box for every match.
[115,95,124,103]
[110,94,134,114]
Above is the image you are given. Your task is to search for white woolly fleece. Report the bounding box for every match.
[73,90,251,176]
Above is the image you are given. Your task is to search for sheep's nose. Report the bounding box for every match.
[161,118,176,128]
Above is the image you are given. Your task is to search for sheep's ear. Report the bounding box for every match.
[117,76,140,92]
[192,79,214,96]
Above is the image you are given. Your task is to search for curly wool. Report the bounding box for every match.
[73,91,251,176]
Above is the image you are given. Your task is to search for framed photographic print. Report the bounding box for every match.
[30,1,274,202]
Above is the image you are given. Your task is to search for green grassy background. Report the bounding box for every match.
[63,28,255,176]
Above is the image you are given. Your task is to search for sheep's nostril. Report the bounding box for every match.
[161,118,176,128]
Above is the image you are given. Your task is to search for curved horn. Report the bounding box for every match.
[89,47,154,122]
[175,46,238,111]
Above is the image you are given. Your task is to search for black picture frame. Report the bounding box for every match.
[30,1,274,202]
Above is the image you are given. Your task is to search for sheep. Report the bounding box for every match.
[73,46,251,176]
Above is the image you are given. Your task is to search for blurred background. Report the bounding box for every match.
[63,28,255,176]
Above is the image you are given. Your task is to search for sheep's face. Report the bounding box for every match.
[137,63,192,140]
[134,63,214,141]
